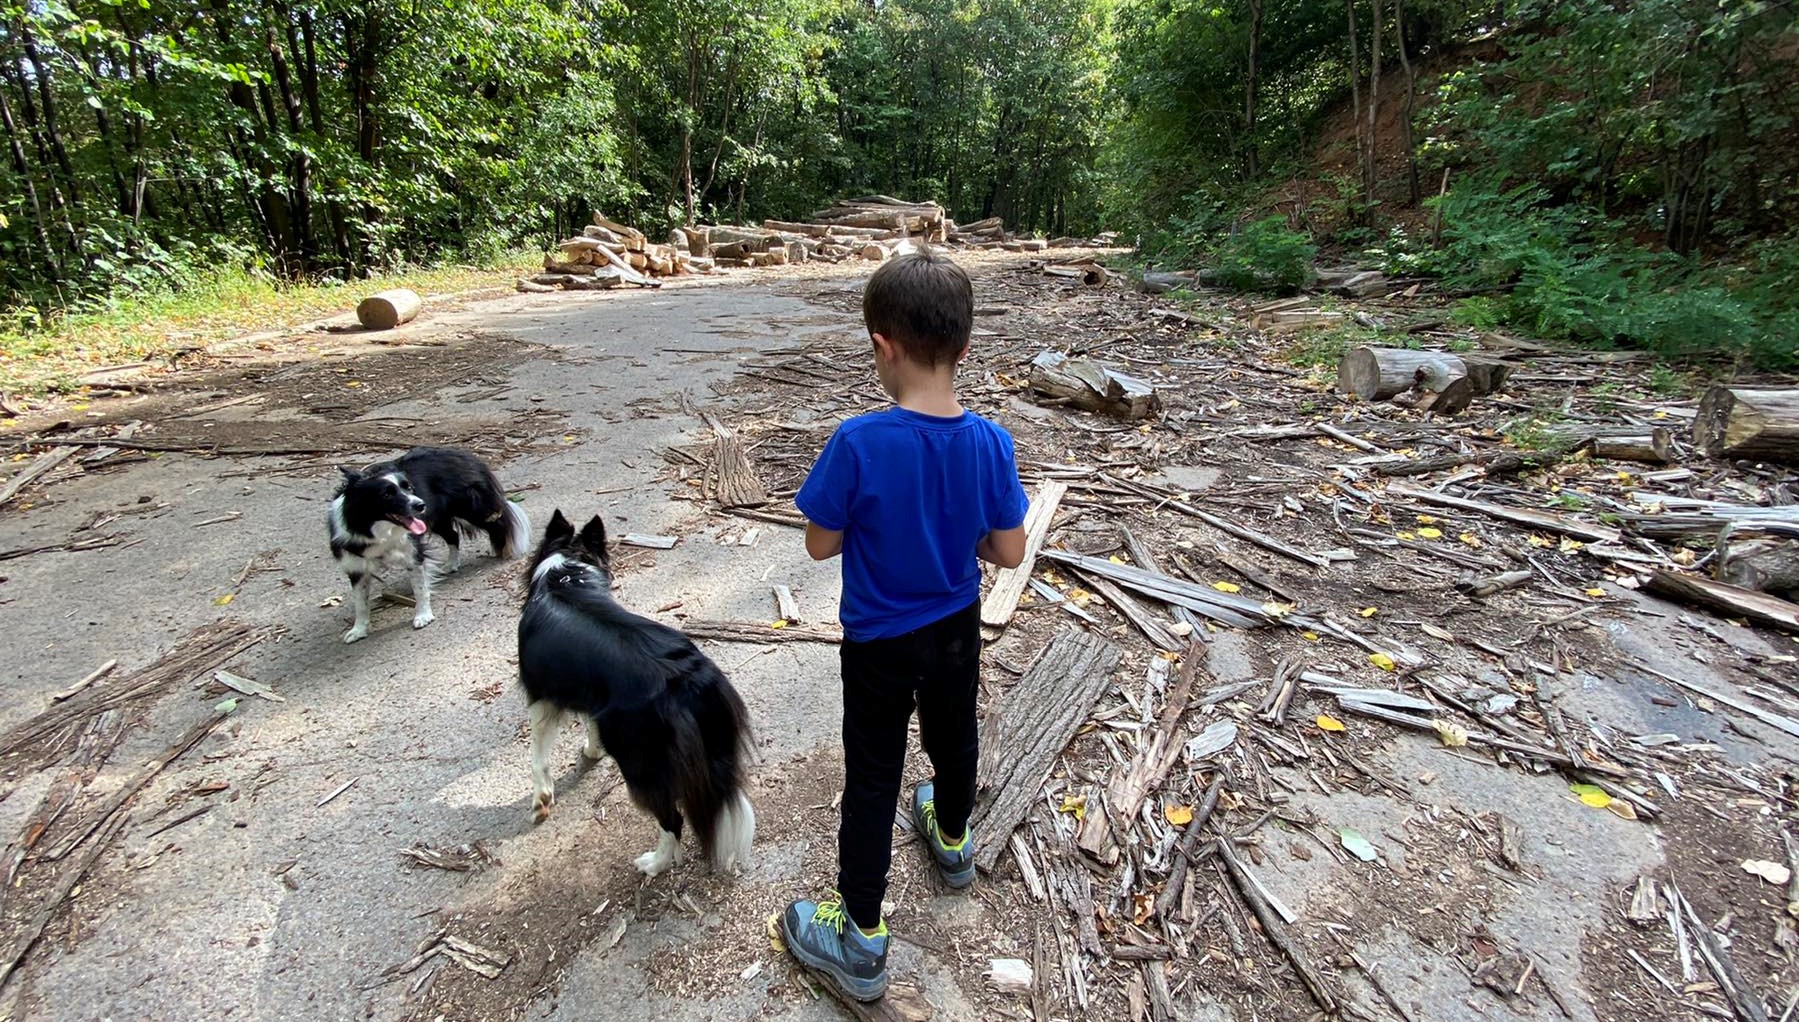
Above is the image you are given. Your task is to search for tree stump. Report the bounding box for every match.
[355,289,422,330]
[1338,347,1464,401]
[1695,387,1799,463]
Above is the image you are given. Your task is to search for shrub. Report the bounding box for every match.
[1208,216,1316,293]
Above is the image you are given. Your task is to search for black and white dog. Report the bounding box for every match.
[519,510,755,876]
[328,446,529,643]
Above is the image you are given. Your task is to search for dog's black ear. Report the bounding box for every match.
[545,509,573,539]
[338,465,361,483]
[577,515,608,554]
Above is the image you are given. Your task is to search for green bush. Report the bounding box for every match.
[1208,216,1317,293]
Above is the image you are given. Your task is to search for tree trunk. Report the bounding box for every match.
[1695,387,1799,463]
[0,88,60,277]
[1245,0,1263,179]
[1394,0,1421,205]
[1344,0,1365,215]
[266,22,314,268]
[20,33,79,205]
[1364,0,1382,215]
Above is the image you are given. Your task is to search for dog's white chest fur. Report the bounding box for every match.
[332,504,415,575]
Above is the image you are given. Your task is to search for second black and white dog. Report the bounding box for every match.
[328,446,529,643]
[519,510,755,876]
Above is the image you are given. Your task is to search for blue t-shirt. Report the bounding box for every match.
[796,407,1030,642]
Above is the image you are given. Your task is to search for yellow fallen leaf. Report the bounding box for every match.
[1433,720,1469,747]
[1671,548,1697,566]
[1560,538,1585,553]
[344,380,363,388]
[1302,631,1321,642]
[1369,652,1397,671]
[1528,534,1553,548]
[1109,555,1127,565]
[1068,588,1092,607]
[1607,799,1639,820]
[770,620,787,629]
[1164,804,1194,826]
[1459,532,1483,547]
[1396,531,1417,541]
[1211,581,1241,593]
[70,403,90,411]
[1359,606,1378,618]
[1417,527,1443,540]
[1261,601,1294,618]
[1416,514,1437,525]
[1569,783,1613,809]
[1585,587,1606,597]
[1059,794,1087,821]
[213,593,235,607]
[1653,409,1668,419]
[1316,714,1346,733]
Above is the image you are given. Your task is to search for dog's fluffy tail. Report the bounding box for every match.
[498,500,532,560]
[666,668,755,872]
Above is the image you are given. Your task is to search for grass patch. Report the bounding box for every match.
[1,258,535,398]
[1282,324,1381,370]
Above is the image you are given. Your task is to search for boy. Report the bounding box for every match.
[781,249,1030,1002]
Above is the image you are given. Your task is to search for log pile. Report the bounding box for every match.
[521,197,1121,292]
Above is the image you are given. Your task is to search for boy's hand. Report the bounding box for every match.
[805,522,845,561]
[977,526,1027,569]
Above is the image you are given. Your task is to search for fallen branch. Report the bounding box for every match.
[0,446,77,506]
[1644,570,1799,634]
[1217,839,1338,1014]
[1385,482,1621,544]
[680,618,843,645]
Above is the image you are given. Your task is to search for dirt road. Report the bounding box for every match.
[0,256,1793,1022]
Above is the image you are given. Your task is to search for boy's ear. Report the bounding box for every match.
[577,515,608,555]
[870,332,896,359]
[546,509,573,539]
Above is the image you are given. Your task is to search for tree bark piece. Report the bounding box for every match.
[702,413,767,508]
[355,289,421,330]
[1109,651,1204,821]
[0,446,76,506]
[1029,351,1160,420]
[1696,387,1799,463]
[980,481,1068,630]
[1455,569,1533,599]
[1074,571,1181,652]
[969,629,1123,871]
[1644,570,1799,634]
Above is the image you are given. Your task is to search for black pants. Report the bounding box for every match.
[837,600,981,929]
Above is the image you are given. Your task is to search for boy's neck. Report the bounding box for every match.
[891,375,963,418]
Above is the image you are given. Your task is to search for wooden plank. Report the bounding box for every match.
[772,584,802,624]
[980,480,1068,630]
[681,619,842,645]
[1385,482,1621,543]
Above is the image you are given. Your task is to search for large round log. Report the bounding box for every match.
[1547,425,1673,464]
[355,289,422,330]
[1338,347,1468,401]
[1696,387,1799,463]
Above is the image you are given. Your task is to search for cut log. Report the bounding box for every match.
[1716,539,1799,597]
[1546,425,1673,464]
[1645,570,1799,633]
[1028,351,1160,420]
[1138,271,1197,295]
[591,212,643,242]
[1461,357,1513,395]
[968,629,1123,871]
[702,413,767,508]
[1695,387,1799,464]
[959,216,1003,233]
[542,259,597,276]
[589,243,659,288]
[355,289,422,330]
[515,279,557,294]
[1339,347,1467,401]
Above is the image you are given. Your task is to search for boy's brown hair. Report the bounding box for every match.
[861,248,974,367]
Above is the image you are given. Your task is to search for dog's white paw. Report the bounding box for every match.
[343,625,369,644]
[412,608,436,630]
[633,831,682,877]
[533,791,553,822]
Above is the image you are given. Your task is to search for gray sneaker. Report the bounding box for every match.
[912,780,976,887]
[781,895,888,1002]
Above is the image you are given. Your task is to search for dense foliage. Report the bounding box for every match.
[4,0,1796,364]
[0,0,1110,310]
